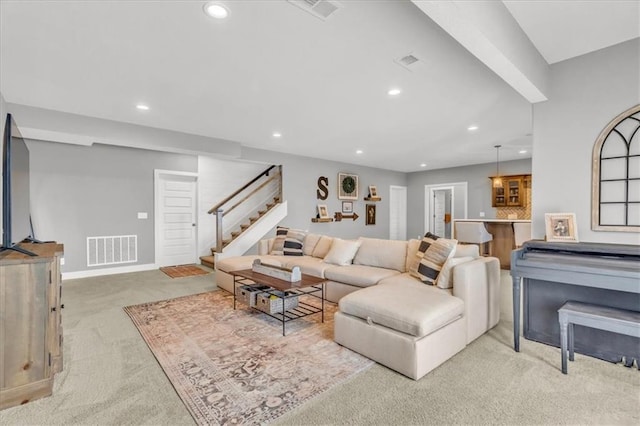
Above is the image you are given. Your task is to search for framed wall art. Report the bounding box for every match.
[366,204,376,225]
[545,213,578,242]
[342,201,353,213]
[591,104,640,232]
[338,173,359,200]
[317,204,330,219]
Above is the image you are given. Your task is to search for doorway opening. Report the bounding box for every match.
[424,182,468,238]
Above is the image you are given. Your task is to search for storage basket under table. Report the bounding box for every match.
[256,290,299,314]
[237,284,271,307]
[229,268,326,336]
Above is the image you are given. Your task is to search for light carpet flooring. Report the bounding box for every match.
[1,269,638,425]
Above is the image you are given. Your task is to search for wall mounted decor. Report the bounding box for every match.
[316,176,329,200]
[366,204,376,225]
[342,201,353,213]
[545,213,578,242]
[364,184,381,201]
[338,173,358,200]
[334,211,359,222]
[317,204,330,219]
[591,104,640,232]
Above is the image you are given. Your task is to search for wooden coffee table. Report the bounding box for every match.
[229,269,326,336]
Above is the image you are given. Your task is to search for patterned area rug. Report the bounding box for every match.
[160,264,210,278]
[124,290,373,425]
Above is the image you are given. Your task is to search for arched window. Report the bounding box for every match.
[592,104,640,232]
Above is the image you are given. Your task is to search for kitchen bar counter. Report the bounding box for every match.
[454,219,531,269]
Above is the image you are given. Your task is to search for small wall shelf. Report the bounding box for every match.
[311,217,334,223]
[364,197,381,202]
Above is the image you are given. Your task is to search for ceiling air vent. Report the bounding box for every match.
[288,0,342,20]
[395,54,421,72]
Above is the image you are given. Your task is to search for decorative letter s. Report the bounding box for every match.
[317,176,328,200]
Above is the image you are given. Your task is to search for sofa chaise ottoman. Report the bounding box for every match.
[334,254,500,380]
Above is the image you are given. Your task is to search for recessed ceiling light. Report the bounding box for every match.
[467,125,478,131]
[388,88,401,96]
[519,149,527,154]
[203,2,229,19]
[356,150,363,154]
[272,132,282,138]
[420,163,427,167]
[136,104,149,111]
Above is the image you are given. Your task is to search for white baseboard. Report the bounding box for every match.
[62,263,158,280]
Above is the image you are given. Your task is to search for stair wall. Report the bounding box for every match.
[214,201,288,261]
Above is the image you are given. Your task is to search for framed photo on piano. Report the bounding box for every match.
[545,213,579,243]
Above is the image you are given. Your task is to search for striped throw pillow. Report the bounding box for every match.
[410,232,457,285]
[283,228,306,256]
[270,226,289,255]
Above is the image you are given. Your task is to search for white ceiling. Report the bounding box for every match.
[0,0,637,172]
[504,0,640,64]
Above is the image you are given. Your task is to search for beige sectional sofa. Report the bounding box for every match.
[215,232,500,380]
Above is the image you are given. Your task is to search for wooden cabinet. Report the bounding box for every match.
[491,175,528,207]
[0,243,63,410]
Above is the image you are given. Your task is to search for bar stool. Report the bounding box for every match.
[454,222,493,256]
[513,222,532,248]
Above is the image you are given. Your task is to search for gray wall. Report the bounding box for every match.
[406,158,532,239]
[0,95,31,245]
[27,141,198,272]
[532,38,640,244]
[242,147,407,241]
[11,134,31,243]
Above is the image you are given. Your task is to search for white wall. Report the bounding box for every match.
[197,156,265,256]
[532,39,640,244]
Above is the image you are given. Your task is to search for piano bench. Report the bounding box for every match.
[558,301,640,374]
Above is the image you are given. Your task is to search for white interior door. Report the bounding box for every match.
[433,189,447,236]
[155,171,198,267]
[389,185,407,240]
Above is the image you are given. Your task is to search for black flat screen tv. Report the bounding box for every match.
[1,113,36,256]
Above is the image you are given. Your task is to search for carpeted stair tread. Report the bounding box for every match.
[200,256,215,268]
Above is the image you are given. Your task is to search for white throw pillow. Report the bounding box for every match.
[323,238,362,266]
[435,256,475,289]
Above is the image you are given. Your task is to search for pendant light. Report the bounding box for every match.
[493,145,503,188]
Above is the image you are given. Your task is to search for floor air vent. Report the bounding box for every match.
[288,0,341,20]
[87,235,137,267]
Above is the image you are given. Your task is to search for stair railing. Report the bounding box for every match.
[208,165,282,253]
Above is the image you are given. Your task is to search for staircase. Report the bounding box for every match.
[200,165,285,268]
